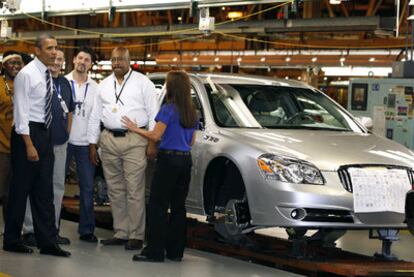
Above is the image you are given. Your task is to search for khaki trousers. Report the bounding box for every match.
[100,130,147,240]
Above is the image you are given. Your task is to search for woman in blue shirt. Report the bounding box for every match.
[122,70,198,263]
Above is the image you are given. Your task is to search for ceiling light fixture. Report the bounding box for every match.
[311,57,317,62]
[237,57,242,62]
[214,57,220,62]
[193,57,198,62]
[369,57,375,62]
[260,57,266,62]
[285,57,291,62]
[228,11,243,19]
[172,57,178,62]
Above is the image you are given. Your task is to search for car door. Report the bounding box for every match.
[184,79,206,214]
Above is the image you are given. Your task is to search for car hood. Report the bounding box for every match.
[221,129,414,171]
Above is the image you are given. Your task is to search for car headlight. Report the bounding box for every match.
[257,153,325,185]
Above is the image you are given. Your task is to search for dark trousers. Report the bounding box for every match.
[0,152,11,222]
[146,152,192,259]
[4,123,57,248]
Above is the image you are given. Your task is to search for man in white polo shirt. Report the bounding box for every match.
[65,46,99,243]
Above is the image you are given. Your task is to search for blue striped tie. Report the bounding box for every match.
[45,70,53,129]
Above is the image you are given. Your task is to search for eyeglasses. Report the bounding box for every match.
[111,57,128,63]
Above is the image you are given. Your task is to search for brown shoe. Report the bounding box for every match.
[125,239,143,250]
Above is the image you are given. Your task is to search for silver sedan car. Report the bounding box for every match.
[149,72,414,241]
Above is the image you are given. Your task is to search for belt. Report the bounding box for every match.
[105,128,128,137]
[159,150,191,156]
[29,121,47,130]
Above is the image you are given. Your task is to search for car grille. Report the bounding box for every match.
[303,208,354,223]
[337,167,353,192]
[337,165,414,193]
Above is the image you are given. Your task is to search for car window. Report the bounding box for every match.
[151,78,165,101]
[207,84,358,131]
[210,93,239,127]
[152,78,165,87]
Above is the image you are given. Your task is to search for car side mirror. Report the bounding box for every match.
[357,116,373,130]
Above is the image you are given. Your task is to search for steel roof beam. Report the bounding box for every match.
[7,16,388,41]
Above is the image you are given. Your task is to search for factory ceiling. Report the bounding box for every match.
[0,0,410,71]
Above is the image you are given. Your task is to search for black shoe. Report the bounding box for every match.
[132,254,164,262]
[79,234,98,243]
[101,237,127,245]
[39,244,71,257]
[125,239,143,250]
[140,246,148,256]
[22,233,37,247]
[3,243,33,254]
[56,235,71,245]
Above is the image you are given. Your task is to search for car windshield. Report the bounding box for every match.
[206,83,361,131]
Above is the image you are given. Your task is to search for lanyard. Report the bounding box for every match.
[70,80,89,104]
[113,70,132,105]
[53,82,61,97]
[53,79,69,114]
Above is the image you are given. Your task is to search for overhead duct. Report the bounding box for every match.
[8,16,394,40]
[264,16,394,33]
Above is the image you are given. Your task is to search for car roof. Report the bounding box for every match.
[149,72,313,90]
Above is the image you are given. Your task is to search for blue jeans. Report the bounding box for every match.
[66,143,96,236]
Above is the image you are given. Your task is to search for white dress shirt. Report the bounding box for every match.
[88,69,158,144]
[13,58,51,135]
[65,72,98,146]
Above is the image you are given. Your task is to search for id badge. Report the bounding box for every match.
[112,104,119,113]
[60,99,69,114]
[76,102,82,116]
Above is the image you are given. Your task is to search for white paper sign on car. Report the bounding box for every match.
[349,168,409,213]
